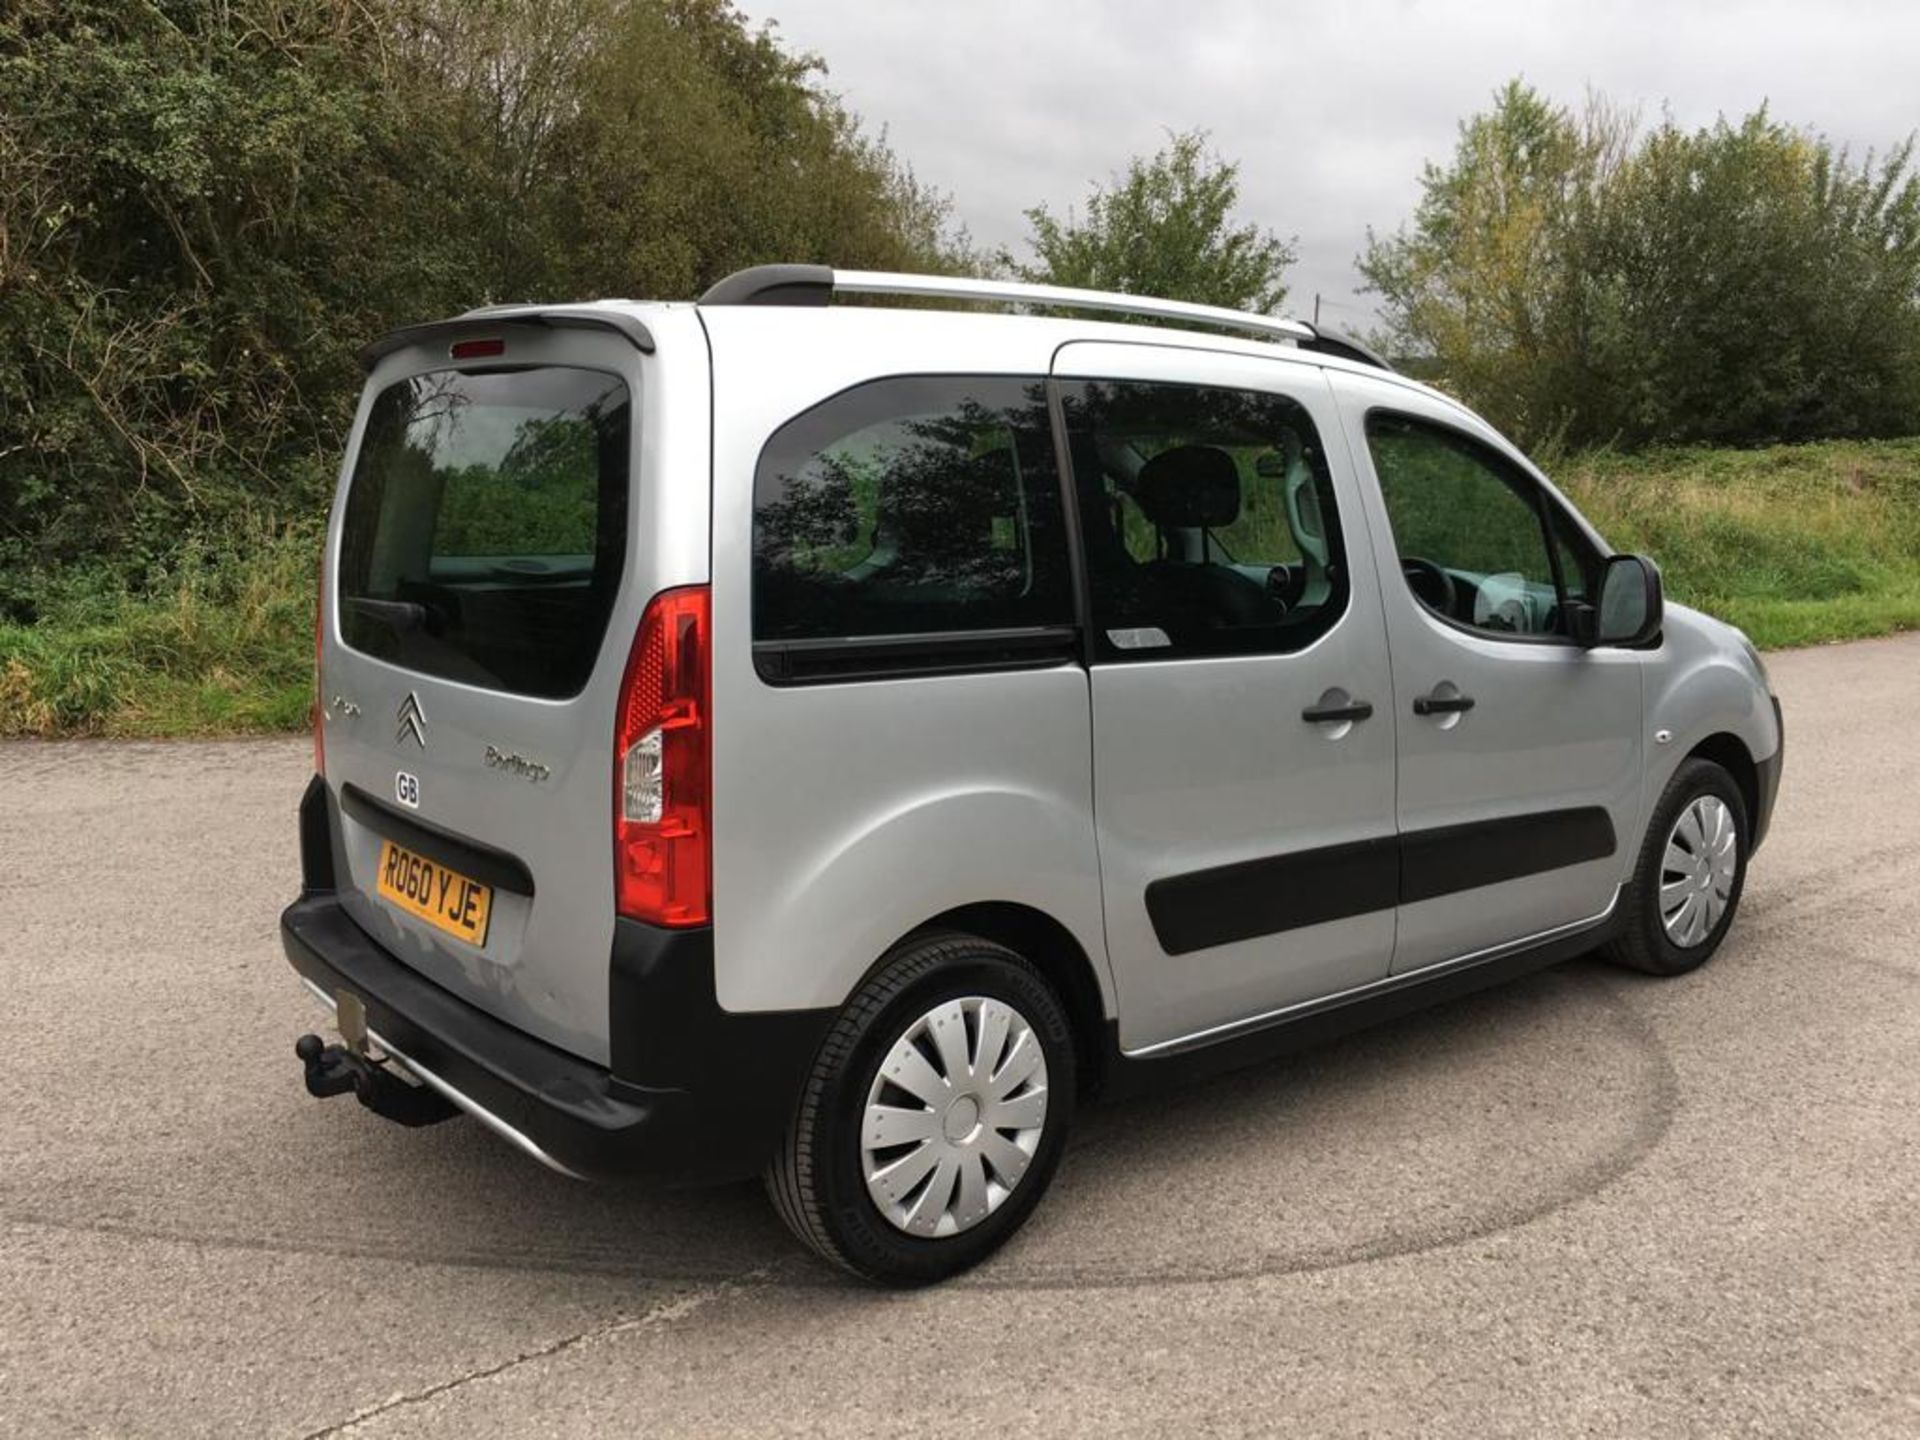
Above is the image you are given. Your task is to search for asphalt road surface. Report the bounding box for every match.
[3,634,1917,1438]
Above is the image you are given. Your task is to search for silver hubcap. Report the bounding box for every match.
[861,996,1049,1239]
[1660,794,1739,947]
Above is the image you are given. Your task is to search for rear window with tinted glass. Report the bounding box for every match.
[751,375,1073,645]
[337,367,630,699]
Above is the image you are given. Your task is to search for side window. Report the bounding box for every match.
[752,376,1073,675]
[1548,504,1601,607]
[1365,413,1569,639]
[1057,379,1350,660]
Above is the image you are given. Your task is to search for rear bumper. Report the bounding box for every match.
[284,777,832,1185]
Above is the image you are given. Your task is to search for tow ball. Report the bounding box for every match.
[296,992,457,1127]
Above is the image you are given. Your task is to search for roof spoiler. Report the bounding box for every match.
[358,308,656,372]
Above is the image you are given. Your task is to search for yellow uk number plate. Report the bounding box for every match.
[376,840,492,947]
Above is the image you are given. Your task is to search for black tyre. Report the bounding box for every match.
[766,931,1076,1286]
[1606,757,1749,976]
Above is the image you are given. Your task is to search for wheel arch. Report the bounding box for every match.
[1638,607,1779,860]
[904,901,1112,1099]
[1686,731,1760,831]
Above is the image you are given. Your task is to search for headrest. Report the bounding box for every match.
[1133,444,1241,529]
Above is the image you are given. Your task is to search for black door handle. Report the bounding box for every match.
[1413,692,1476,716]
[1302,700,1374,724]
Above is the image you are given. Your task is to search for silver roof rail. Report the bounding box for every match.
[834,270,1315,344]
[696,264,1391,369]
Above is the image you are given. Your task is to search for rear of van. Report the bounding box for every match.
[283,303,830,1181]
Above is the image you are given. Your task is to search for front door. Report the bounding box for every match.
[1054,343,1399,1053]
[1330,371,1644,973]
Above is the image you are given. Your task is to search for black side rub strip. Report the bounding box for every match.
[1145,806,1617,956]
[1147,837,1398,957]
[1399,806,1615,904]
[339,783,535,897]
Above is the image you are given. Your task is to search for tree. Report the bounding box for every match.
[1359,82,1626,444]
[1361,80,1920,448]
[1007,130,1295,313]
[1594,114,1920,445]
[0,0,974,617]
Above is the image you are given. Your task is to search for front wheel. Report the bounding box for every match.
[1606,757,1749,976]
[766,931,1076,1286]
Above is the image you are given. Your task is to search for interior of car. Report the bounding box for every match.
[1075,422,1343,649]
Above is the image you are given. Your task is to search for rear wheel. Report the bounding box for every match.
[767,931,1076,1286]
[1606,757,1749,976]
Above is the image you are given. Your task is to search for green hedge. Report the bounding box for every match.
[4,438,1916,737]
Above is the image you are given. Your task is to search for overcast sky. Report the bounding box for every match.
[743,0,1920,331]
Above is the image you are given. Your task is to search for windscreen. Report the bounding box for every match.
[337,366,631,699]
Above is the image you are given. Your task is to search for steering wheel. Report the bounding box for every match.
[1400,557,1458,618]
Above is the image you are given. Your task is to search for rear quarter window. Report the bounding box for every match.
[337,366,630,699]
[751,375,1075,677]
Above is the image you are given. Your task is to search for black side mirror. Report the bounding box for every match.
[1583,553,1663,648]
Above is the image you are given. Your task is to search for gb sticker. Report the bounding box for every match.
[394,770,421,809]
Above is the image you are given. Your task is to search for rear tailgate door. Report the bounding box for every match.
[317,311,709,1065]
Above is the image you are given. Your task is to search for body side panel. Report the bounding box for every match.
[1634,604,1782,838]
[1052,341,1401,1052]
[700,307,1113,1017]
[1325,368,1647,973]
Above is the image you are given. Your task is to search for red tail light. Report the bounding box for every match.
[613,586,711,926]
[312,547,326,777]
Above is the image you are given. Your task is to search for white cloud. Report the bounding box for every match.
[746,0,1920,328]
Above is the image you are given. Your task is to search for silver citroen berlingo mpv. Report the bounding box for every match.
[285,265,1782,1285]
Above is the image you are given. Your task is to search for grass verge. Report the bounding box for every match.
[1,437,1916,737]
[1559,436,1920,648]
[0,527,316,738]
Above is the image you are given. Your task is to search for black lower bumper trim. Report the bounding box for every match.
[281,892,827,1185]
[1752,696,1784,852]
[608,918,834,1166]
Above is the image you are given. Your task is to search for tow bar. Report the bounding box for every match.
[296,991,457,1127]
